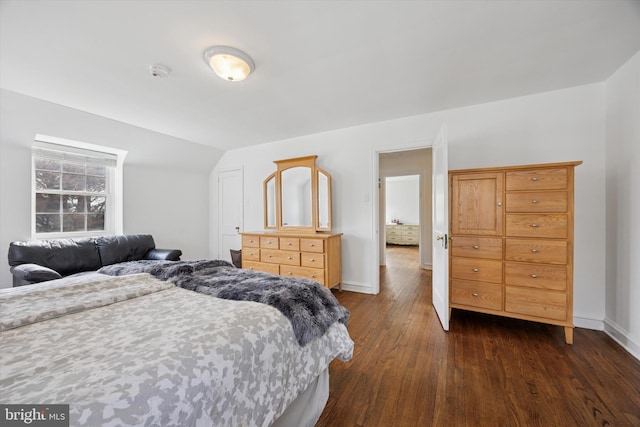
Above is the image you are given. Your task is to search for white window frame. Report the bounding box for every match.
[32,134,127,239]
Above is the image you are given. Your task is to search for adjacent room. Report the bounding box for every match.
[1,1,639,426]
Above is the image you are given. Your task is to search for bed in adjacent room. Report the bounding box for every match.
[0,271,353,427]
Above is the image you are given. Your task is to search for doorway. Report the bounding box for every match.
[378,148,432,275]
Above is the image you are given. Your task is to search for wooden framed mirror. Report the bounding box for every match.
[263,155,332,232]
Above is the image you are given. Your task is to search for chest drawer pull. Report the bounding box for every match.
[531,274,538,278]
[531,249,539,253]
[287,256,292,260]
[531,177,539,181]
[472,293,479,297]
[472,268,479,272]
[532,200,539,204]
[531,224,539,228]
[472,245,480,249]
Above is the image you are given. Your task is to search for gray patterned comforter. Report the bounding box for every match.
[98,259,350,346]
[0,273,354,427]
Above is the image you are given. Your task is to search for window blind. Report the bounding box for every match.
[32,141,118,168]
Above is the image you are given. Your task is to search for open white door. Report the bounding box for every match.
[218,168,243,263]
[432,124,449,331]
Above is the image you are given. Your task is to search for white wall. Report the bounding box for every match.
[0,90,224,287]
[386,176,420,225]
[211,83,607,328]
[604,51,640,358]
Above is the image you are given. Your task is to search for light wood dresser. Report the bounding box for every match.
[385,224,419,245]
[449,161,581,344]
[241,232,342,290]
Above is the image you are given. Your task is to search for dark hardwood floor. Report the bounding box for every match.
[316,245,640,427]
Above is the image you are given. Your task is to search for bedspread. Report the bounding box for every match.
[0,273,354,427]
[98,259,350,346]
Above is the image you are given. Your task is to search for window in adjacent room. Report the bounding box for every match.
[32,134,127,237]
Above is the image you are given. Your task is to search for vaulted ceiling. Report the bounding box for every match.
[1,0,639,150]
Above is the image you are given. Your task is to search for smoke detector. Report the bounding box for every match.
[149,64,170,78]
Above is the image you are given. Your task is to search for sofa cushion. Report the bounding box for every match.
[95,234,156,266]
[8,238,102,276]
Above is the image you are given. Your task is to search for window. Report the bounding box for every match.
[32,135,126,237]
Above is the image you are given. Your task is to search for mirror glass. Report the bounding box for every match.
[281,166,312,227]
[318,170,330,228]
[265,175,276,228]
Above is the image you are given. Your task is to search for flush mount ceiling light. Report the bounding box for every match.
[203,46,255,82]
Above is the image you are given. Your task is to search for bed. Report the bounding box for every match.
[0,269,354,426]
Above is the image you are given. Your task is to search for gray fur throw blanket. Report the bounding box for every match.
[98,259,350,346]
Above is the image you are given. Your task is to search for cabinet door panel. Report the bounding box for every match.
[451,173,503,236]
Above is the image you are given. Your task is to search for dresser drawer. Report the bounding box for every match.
[506,168,567,191]
[451,258,503,283]
[387,236,402,244]
[280,265,325,285]
[261,249,300,266]
[505,286,567,321]
[260,236,279,249]
[451,237,502,259]
[280,237,300,251]
[386,226,400,236]
[300,238,324,253]
[505,214,567,238]
[451,279,502,310]
[506,192,567,213]
[505,262,567,291]
[402,235,419,245]
[505,239,567,264]
[242,235,260,248]
[403,225,419,236]
[243,260,280,275]
[243,247,260,261]
[301,252,325,268]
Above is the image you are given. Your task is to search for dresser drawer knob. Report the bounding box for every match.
[287,256,292,260]
[287,242,292,246]
[472,268,479,272]
[531,177,539,181]
[472,245,480,249]
[310,258,316,262]
[531,249,539,253]
[472,293,479,297]
[532,200,539,204]
[531,274,538,278]
[268,255,272,258]
[531,224,539,228]
[288,272,293,275]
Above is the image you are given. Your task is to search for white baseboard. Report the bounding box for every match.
[603,318,640,361]
[573,315,604,331]
[420,263,432,270]
[340,281,375,294]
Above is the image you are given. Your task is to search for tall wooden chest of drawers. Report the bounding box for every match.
[240,231,342,290]
[449,161,581,344]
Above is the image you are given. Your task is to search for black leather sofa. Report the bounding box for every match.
[8,234,182,287]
